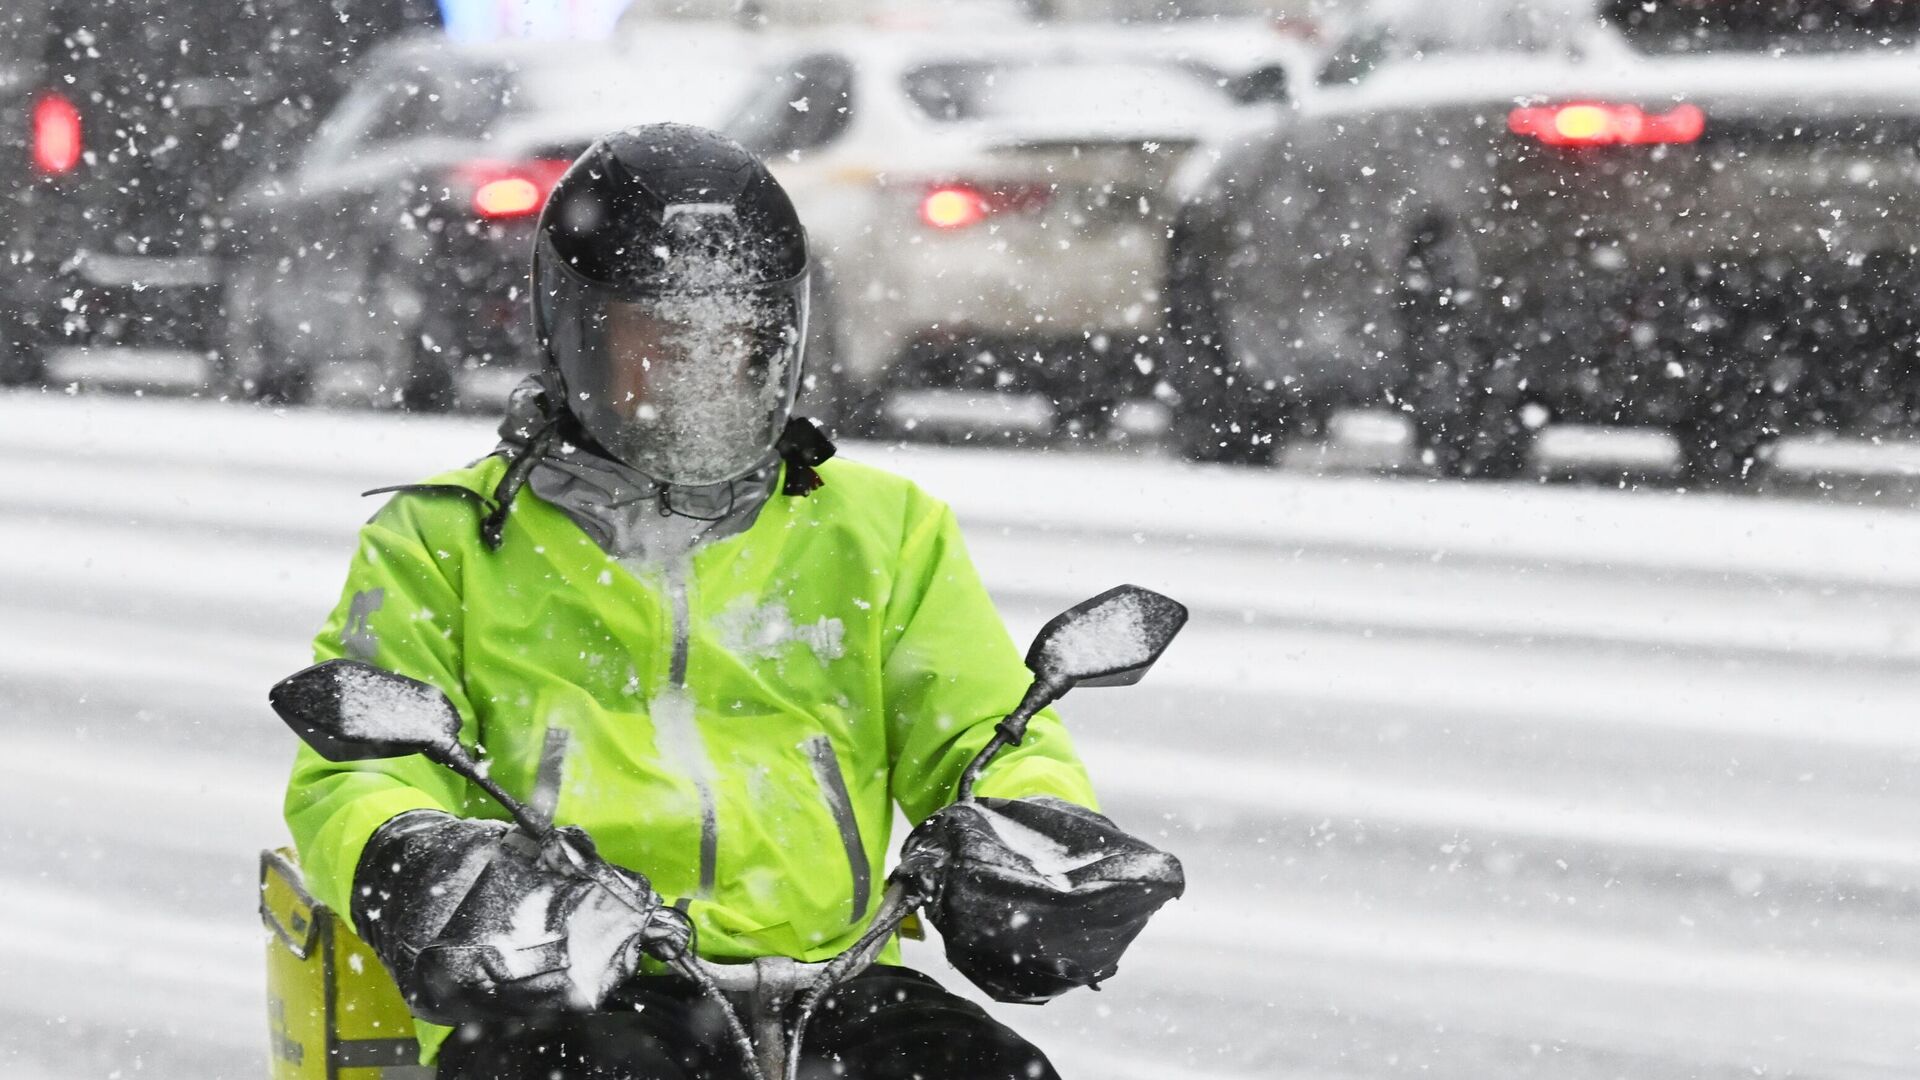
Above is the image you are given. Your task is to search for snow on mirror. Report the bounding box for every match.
[956,585,1189,803]
[269,659,461,762]
[1027,585,1188,690]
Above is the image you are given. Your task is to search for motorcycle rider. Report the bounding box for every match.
[284,125,1174,1080]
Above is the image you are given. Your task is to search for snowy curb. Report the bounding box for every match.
[8,393,1920,590]
[11,388,1920,588]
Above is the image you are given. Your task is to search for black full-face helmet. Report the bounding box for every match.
[533,124,809,487]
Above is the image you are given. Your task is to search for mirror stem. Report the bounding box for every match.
[955,678,1064,801]
[435,742,670,921]
[432,742,554,840]
[997,678,1060,746]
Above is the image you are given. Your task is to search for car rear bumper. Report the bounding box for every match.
[5,172,230,351]
[1490,132,1920,264]
[1485,246,1920,429]
[844,220,1169,396]
[10,253,222,352]
[234,214,536,381]
[885,223,1165,332]
[891,330,1159,403]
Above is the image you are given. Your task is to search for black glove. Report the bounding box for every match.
[898,795,1184,1004]
[351,810,692,1025]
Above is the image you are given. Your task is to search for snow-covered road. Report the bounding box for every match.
[0,391,1915,1079]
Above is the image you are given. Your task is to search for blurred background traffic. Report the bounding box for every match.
[1,0,1312,443]
[16,0,1920,490]
[5,3,1920,1080]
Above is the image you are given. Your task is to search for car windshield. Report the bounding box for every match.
[902,58,1231,125]
[1605,0,1920,54]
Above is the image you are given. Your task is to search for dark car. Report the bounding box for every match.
[218,35,752,408]
[1165,0,1920,482]
[0,0,438,385]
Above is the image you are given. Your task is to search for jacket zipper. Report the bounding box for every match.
[643,555,719,899]
[804,734,872,925]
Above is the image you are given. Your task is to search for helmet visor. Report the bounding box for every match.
[540,246,808,486]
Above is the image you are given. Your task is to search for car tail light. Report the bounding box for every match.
[32,92,82,175]
[452,159,571,220]
[921,185,990,229]
[918,182,1052,230]
[1507,102,1705,147]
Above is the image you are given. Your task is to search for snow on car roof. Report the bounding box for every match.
[361,33,754,149]
[901,58,1234,134]
[503,55,751,122]
[761,21,1297,76]
[744,24,1267,138]
[1322,0,1920,113]
[1337,47,1920,116]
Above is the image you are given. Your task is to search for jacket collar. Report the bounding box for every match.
[494,372,775,561]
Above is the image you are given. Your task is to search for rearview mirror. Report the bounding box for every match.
[269,659,462,762]
[1026,585,1188,691]
[270,659,558,840]
[956,585,1188,801]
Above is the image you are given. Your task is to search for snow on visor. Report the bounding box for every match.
[540,207,808,487]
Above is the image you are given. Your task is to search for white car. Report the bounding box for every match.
[724,29,1284,435]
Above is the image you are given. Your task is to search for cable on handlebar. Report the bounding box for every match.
[781,880,919,1080]
[671,954,767,1080]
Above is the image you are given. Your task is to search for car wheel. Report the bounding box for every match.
[801,268,887,440]
[1054,396,1119,442]
[217,265,312,405]
[1676,420,1769,488]
[1170,381,1289,464]
[1394,224,1531,479]
[1164,227,1288,465]
[1052,342,1125,443]
[0,311,47,387]
[1673,337,1793,488]
[246,322,315,406]
[802,359,886,442]
[369,256,456,412]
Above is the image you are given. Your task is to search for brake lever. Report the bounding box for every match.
[540,829,644,905]
[537,828,694,961]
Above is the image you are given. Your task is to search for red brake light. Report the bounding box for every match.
[33,92,82,175]
[453,159,571,220]
[918,182,1051,230]
[474,177,542,218]
[1508,102,1705,147]
[921,185,990,229]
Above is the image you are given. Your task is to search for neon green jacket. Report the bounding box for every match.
[284,452,1096,1057]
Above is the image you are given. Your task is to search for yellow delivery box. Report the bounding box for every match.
[259,849,430,1080]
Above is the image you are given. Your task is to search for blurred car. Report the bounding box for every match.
[218,35,754,408]
[0,0,439,386]
[617,0,1037,33]
[725,29,1289,436]
[1165,0,1920,481]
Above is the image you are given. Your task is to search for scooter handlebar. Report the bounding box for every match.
[660,878,918,996]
